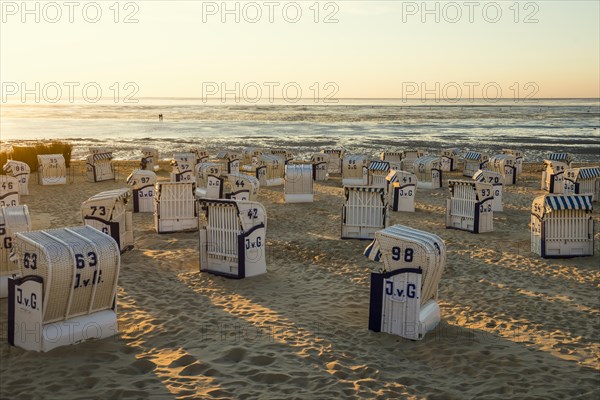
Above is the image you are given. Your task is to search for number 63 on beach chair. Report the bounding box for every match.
[8,226,120,352]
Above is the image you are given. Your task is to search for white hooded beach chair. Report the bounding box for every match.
[341,186,388,239]
[342,155,369,186]
[192,149,210,164]
[387,170,417,212]
[126,170,157,213]
[501,149,524,175]
[242,148,263,166]
[284,163,314,203]
[194,162,223,200]
[0,176,20,208]
[402,150,426,173]
[322,148,345,174]
[256,154,285,186]
[446,180,494,233]
[414,156,443,189]
[8,226,120,352]
[541,157,573,194]
[472,169,503,212]
[311,153,329,181]
[0,205,31,298]
[86,148,114,182]
[198,199,267,279]
[440,148,459,172]
[564,167,600,202]
[215,151,241,176]
[141,147,159,171]
[489,154,517,185]
[531,194,593,258]
[3,160,31,195]
[154,182,198,233]
[81,188,133,252]
[170,152,196,183]
[37,154,66,185]
[365,225,445,340]
[270,149,294,164]
[380,151,403,164]
[463,151,489,178]
[226,174,260,201]
[368,161,391,188]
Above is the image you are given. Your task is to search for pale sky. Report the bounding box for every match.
[1,1,599,99]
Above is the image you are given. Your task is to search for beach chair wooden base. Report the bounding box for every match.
[369,270,440,340]
[284,193,314,203]
[9,277,118,352]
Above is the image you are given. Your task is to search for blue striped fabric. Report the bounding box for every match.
[363,239,381,262]
[345,186,386,194]
[93,152,113,161]
[544,194,593,211]
[472,170,485,182]
[547,153,572,162]
[579,167,600,180]
[464,151,482,160]
[368,161,390,171]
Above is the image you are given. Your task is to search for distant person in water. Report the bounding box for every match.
[159,114,163,121]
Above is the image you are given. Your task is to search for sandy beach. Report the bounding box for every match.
[0,160,598,400]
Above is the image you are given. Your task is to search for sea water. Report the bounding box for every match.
[1,98,599,162]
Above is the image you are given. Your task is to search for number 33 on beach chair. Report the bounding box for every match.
[365,225,446,340]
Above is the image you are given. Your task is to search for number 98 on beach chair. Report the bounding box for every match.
[365,225,446,340]
[3,160,31,196]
